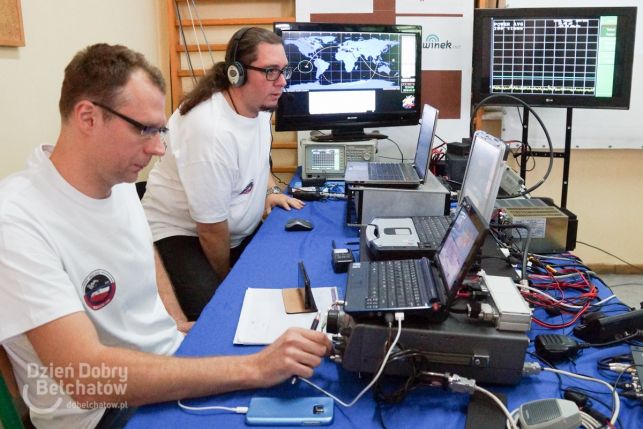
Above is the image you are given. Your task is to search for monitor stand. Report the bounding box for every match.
[309,128,388,142]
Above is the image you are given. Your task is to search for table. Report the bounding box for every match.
[127,197,641,428]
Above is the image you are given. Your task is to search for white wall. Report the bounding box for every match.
[0,0,166,177]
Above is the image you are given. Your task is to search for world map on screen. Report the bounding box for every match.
[282,32,402,90]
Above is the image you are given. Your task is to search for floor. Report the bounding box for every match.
[597,273,643,309]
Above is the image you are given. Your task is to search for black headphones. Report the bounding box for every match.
[226,27,252,87]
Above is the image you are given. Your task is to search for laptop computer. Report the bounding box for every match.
[343,104,439,188]
[365,130,506,260]
[344,197,488,321]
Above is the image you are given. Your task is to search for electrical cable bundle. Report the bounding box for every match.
[289,183,346,201]
[428,141,447,176]
[373,342,445,404]
[521,255,600,329]
[597,353,643,402]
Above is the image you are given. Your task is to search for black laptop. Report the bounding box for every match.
[343,104,438,188]
[364,130,506,260]
[344,197,488,321]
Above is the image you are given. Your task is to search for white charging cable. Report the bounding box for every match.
[177,399,248,414]
[298,313,405,407]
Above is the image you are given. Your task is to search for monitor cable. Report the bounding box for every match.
[382,137,404,163]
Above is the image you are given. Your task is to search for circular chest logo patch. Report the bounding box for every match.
[82,269,116,310]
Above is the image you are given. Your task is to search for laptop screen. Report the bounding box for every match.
[436,200,486,296]
[458,131,506,223]
[412,104,439,181]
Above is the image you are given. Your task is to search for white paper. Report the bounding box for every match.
[233,287,338,345]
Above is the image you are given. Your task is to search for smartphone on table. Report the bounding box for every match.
[245,396,334,426]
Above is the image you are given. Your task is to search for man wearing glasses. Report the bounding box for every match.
[0,43,330,429]
[142,27,304,321]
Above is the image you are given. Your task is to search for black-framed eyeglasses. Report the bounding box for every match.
[91,101,168,139]
[242,64,292,81]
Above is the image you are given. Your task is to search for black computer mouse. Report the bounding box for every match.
[284,218,314,232]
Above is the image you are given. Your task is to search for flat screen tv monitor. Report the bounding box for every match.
[472,7,637,109]
[274,22,422,141]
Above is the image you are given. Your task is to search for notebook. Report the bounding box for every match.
[234,262,337,345]
[344,197,488,320]
[365,130,506,260]
[343,104,439,188]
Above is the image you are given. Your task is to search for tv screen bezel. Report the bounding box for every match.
[472,7,637,109]
[274,22,423,135]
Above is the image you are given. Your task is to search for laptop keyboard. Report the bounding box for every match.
[413,216,451,247]
[368,163,405,180]
[366,260,422,309]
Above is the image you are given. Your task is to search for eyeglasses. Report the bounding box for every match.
[91,101,168,139]
[242,64,292,81]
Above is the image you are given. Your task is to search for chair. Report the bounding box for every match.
[0,346,25,429]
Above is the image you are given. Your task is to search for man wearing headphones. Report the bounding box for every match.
[142,27,304,320]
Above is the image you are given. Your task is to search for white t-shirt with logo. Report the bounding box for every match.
[0,146,184,429]
[142,92,272,248]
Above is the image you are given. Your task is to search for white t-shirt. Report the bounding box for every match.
[142,92,272,247]
[0,146,184,429]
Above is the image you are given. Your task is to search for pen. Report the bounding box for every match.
[291,311,322,384]
[310,311,321,331]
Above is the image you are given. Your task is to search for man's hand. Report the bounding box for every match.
[249,327,331,387]
[176,320,195,334]
[264,194,305,216]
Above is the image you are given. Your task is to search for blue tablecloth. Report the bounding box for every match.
[127,198,641,428]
